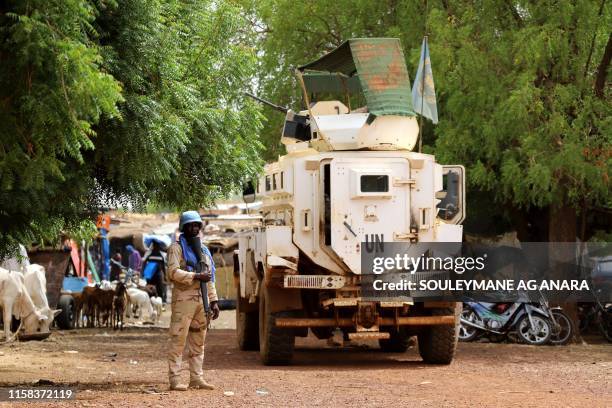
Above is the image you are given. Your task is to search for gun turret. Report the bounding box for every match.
[246,92,311,143]
[245,92,288,113]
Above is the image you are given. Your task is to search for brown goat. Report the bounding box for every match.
[95,287,115,327]
[81,286,99,327]
[112,282,128,330]
[71,292,85,328]
[78,285,115,328]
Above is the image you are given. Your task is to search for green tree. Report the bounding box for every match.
[90,0,264,209]
[0,0,123,256]
[0,0,264,258]
[245,0,611,240]
[429,1,611,243]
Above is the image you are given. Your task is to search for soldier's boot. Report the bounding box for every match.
[189,376,215,390]
[169,377,188,391]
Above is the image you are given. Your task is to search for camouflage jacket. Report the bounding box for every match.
[167,241,218,303]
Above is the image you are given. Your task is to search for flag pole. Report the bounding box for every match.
[419,0,430,153]
[418,36,427,153]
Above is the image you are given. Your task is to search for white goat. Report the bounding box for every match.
[126,287,155,322]
[150,296,162,323]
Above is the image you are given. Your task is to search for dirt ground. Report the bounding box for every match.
[0,310,610,408]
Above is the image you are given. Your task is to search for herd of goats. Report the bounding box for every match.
[72,279,163,330]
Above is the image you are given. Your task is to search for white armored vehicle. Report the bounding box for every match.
[236,38,465,365]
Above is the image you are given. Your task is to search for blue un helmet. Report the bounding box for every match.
[179,210,203,232]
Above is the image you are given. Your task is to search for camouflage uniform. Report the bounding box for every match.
[166,241,217,384]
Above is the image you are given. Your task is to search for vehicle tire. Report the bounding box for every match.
[259,284,295,365]
[549,309,573,345]
[577,303,593,333]
[418,306,459,364]
[379,328,412,352]
[236,285,259,351]
[598,306,612,343]
[57,295,75,330]
[458,305,482,342]
[516,314,551,345]
[218,299,236,310]
[310,326,334,340]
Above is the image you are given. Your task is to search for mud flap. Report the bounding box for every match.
[266,286,302,314]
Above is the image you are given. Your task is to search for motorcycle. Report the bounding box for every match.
[541,298,574,345]
[578,256,612,342]
[577,298,612,342]
[459,290,574,345]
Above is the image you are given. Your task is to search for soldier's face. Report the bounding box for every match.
[183,222,201,237]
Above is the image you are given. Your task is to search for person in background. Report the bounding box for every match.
[110,252,123,281]
[143,241,167,303]
[126,245,142,274]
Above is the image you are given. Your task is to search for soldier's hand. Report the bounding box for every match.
[210,301,220,320]
[193,272,211,282]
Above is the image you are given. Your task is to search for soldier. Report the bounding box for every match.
[166,210,220,391]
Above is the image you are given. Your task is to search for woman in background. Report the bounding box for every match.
[126,245,142,274]
[143,241,167,303]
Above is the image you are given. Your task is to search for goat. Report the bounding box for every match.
[81,286,99,327]
[150,296,163,324]
[72,292,85,328]
[79,285,114,327]
[126,287,155,322]
[96,287,115,327]
[112,282,128,330]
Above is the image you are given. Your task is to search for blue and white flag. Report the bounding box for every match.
[411,37,438,124]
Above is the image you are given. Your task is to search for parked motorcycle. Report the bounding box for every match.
[543,302,574,346]
[577,256,612,342]
[459,300,553,345]
[577,299,612,342]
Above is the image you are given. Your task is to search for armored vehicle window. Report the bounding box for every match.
[360,175,389,193]
[437,172,459,220]
[280,171,284,189]
[273,173,277,190]
[265,175,271,192]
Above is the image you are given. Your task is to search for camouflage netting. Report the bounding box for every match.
[299,38,416,118]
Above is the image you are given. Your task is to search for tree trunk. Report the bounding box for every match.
[548,203,577,241]
[509,206,549,242]
[594,32,611,99]
[548,203,581,343]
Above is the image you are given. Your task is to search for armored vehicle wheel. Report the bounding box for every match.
[379,328,412,352]
[418,307,459,364]
[259,284,295,365]
[236,285,259,351]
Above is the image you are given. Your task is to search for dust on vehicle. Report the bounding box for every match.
[237,38,466,365]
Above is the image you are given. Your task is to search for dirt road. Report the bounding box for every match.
[1,311,610,407]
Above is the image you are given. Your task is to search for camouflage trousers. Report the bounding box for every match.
[168,296,208,381]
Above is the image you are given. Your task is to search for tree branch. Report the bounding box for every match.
[582,0,606,84]
[595,32,612,99]
[505,0,523,26]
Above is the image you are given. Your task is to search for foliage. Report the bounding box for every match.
[0,0,263,258]
[244,0,611,238]
[428,1,611,214]
[91,0,264,209]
